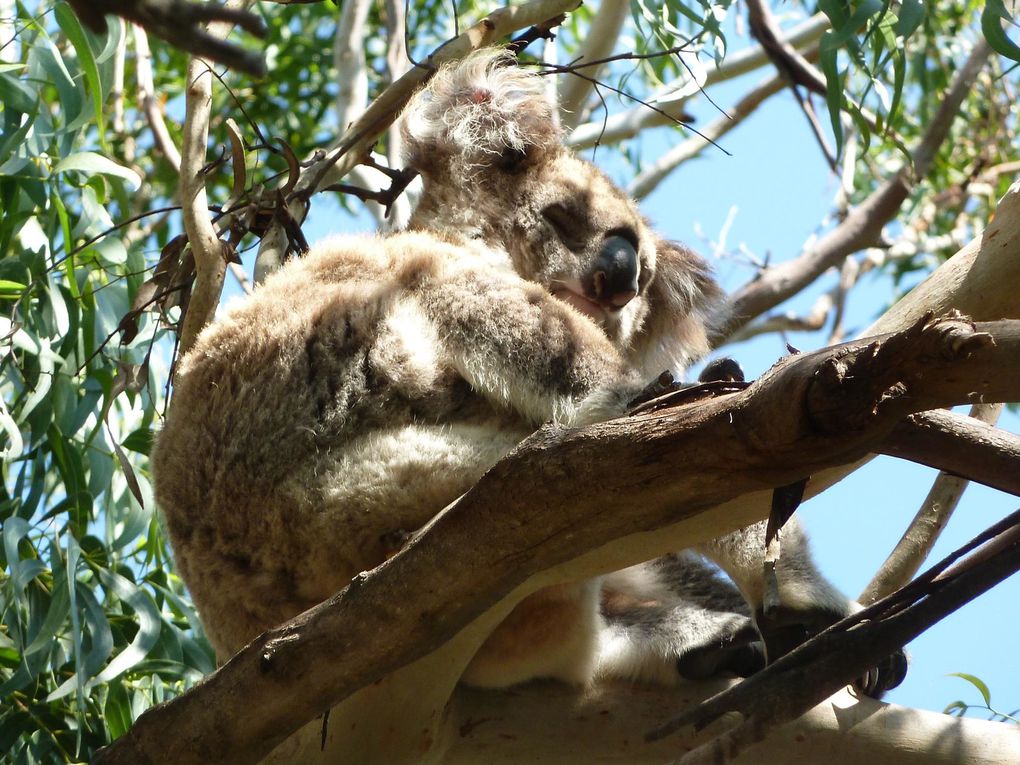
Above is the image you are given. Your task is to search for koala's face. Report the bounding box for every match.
[497,150,656,347]
[401,50,706,354]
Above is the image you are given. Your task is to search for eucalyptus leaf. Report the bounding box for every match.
[55,2,107,151]
[981,0,1020,62]
[94,569,161,683]
[52,152,141,191]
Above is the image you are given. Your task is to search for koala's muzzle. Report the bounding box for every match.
[591,235,639,308]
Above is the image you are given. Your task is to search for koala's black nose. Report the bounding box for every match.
[592,235,639,308]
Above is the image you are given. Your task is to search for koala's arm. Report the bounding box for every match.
[414,253,644,427]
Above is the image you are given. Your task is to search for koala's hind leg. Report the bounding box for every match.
[596,554,765,685]
[695,518,851,656]
[460,580,604,688]
[697,519,908,695]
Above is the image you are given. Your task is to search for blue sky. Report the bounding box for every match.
[279,58,1019,718]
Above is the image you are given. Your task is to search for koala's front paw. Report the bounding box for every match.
[676,621,766,681]
[698,357,745,383]
[754,604,908,698]
[627,371,686,411]
[853,646,908,698]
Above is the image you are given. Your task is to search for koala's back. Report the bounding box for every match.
[154,232,532,656]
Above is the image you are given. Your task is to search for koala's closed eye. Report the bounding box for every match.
[499,146,529,172]
[542,203,584,249]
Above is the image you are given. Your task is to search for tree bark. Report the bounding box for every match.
[441,684,1020,764]
[94,318,1020,765]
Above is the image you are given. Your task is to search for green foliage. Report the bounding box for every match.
[0,5,212,763]
[944,673,1019,723]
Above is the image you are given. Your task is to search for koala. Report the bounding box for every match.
[153,50,905,694]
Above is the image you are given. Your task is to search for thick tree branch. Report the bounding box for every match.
[442,684,1018,764]
[557,0,628,130]
[878,408,1020,499]
[718,38,993,341]
[95,317,1020,765]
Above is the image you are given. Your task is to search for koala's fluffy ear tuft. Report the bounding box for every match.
[632,240,726,376]
[401,48,561,177]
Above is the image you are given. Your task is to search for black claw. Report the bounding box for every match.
[698,357,745,383]
[854,648,909,698]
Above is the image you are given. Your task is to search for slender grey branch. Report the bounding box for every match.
[628,73,786,199]
[718,38,993,343]
[135,25,182,172]
[333,0,372,130]
[557,0,628,130]
[862,404,1006,605]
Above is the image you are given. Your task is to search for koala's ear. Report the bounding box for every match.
[633,240,725,375]
[400,48,561,177]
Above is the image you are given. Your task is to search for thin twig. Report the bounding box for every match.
[863,404,1010,605]
[627,72,787,199]
[719,38,993,342]
[557,0,628,130]
[567,12,830,149]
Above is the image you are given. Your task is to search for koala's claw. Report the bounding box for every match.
[853,647,908,698]
[755,605,909,699]
[627,371,686,410]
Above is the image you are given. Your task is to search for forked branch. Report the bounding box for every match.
[95,316,1020,765]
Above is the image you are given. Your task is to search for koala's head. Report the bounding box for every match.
[401,49,722,375]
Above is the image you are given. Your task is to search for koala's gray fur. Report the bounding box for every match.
[153,50,883,691]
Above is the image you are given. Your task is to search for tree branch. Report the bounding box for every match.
[557,0,628,130]
[566,13,830,149]
[861,403,1005,604]
[177,4,252,355]
[745,0,826,94]
[332,0,372,130]
[628,73,787,199]
[66,0,267,77]
[718,38,993,341]
[94,317,1020,765]
[441,683,1019,764]
[135,25,182,172]
[878,408,1020,499]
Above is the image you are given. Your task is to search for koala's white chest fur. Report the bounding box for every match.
[370,298,443,397]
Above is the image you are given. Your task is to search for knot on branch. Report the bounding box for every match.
[805,312,991,435]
